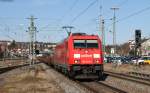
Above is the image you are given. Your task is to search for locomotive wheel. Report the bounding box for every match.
[98,72,104,81]
[68,71,75,79]
[64,69,68,76]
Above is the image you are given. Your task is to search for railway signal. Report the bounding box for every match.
[35,50,39,55]
[135,30,141,48]
[135,29,141,56]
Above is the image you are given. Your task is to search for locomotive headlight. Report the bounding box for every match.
[93,54,100,58]
[74,54,80,58]
[95,60,99,63]
[74,60,80,63]
[74,60,78,63]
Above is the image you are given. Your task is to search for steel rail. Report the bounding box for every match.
[104,71,150,86]
[78,81,127,93]
[96,81,127,93]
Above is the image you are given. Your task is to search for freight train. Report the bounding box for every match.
[50,33,104,79]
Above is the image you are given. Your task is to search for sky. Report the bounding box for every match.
[0,0,150,45]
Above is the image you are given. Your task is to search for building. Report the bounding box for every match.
[128,40,135,50]
[0,40,56,58]
[141,38,150,56]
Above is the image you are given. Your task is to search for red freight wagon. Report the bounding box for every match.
[52,33,103,79]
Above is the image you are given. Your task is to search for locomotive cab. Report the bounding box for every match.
[68,35,103,79]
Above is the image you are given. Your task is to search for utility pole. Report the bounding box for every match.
[100,15,105,57]
[19,24,24,63]
[27,16,37,66]
[111,7,119,56]
[62,26,74,36]
[99,2,106,59]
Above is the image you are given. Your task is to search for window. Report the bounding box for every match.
[74,39,99,48]
[86,40,98,48]
[74,40,86,48]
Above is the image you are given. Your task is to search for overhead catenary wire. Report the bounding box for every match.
[70,0,98,24]
[104,4,150,45]
[117,5,150,23]
[117,0,128,7]
[37,0,79,34]
[105,5,150,31]
[97,0,128,19]
[47,0,80,33]
[80,0,128,30]
[37,19,62,32]
[61,0,79,20]
[69,0,79,12]
[107,5,150,29]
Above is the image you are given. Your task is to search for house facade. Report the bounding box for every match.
[141,39,150,56]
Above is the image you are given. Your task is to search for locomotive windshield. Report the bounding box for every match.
[74,40,99,48]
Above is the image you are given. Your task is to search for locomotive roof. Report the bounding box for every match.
[71,32,98,37]
[71,33,99,38]
[72,33,86,36]
[56,33,100,45]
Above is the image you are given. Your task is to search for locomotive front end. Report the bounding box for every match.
[68,35,103,79]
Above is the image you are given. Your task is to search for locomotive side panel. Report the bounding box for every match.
[53,40,69,72]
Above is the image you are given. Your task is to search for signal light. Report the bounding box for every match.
[135,30,141,48]
[35,50,39,54]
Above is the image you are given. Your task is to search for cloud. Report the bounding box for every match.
[0,0,14,2]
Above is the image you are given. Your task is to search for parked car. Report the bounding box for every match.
[142,56,150,64]
[105,56,113,63]
[131,57,144,65]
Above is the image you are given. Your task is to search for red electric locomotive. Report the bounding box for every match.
[52,33,103,79]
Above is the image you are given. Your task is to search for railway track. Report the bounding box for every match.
[0,60,41,74]
[0,63,30,74]
[104,71,150,86]
[78,81,127,93]
[45,64,126,93]
[128,71,150,79]
[0,58,27,68]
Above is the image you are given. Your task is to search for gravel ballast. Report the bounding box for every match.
[0,63,92,93]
